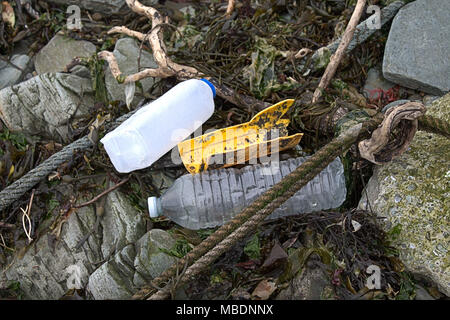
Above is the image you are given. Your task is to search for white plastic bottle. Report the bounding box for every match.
[101,79,216,173]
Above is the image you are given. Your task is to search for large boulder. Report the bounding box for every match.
[0,73,94,143]
[34,34,97,75]
[1,181,177,300]
[383,0,450,95]
[359,93,450,296]
[86,229,177,299]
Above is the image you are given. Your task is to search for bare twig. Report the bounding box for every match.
[226,0,236,18]
[14,0,26,26]
[98,0,269,111]
[292,48,313,60]
[0,233,14,251]
[73,177,130,209]
[75,191,107,250]
[0,222,15,229]
[312,0,367,104]
[20,189,35,243]
[98,0,199,84]
[21,0,40,19]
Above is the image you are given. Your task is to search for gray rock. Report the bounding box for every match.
[47,0,158,14]
[383,0,450,95]
[414,285,435,300]
[100,189,146,258]
[363,67,395,101]
[381,99,411,113]
[105,37,158,107]
[34,34,96,75]
[307,1,404,72]
[85,245,137,300]
[133,229,177,282]
[70,65,91,79]
[423,95,440,106]
[87,229,177,300]
[2,187,147,300]
[358,92,450,296]
[0,54,31,90]
[275,254,333,300]
[0,73,94,143]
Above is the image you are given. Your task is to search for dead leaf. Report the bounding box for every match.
[388,256,405,272]
[125,82,136,109]
[60,289,84,300]
[386,283,399,298]
[251,279,277,300]
[281,234,299,249]
[261,242,288,270]
[351,220,362,232]
[7,164,14,180]
[345,276,357,294]
[13,29,31,42]
[88,113,111,144]
[342,86,367,108]
[2,2,15,28]
[230,288,252,300]
[235,260,259,270]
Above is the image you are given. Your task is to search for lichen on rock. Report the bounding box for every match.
[359,93,450,296]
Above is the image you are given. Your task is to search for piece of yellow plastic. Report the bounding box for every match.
[178,99,303,174]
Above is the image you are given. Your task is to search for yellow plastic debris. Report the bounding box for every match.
[178,99,303,174]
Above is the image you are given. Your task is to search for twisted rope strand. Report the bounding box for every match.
[0,109,139,211]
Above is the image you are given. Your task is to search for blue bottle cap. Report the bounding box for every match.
[200,78,216,98]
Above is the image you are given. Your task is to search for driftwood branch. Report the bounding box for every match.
[358,102,426,164]
[226,0,236,17]
[98,0,268,111]
[312,0,367,104]
[0,221,15,229]
[98,0,200,83]
[74,177,130,209]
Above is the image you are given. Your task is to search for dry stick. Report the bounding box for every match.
[20,188,35,243]
[312,0,367,104]
[0,232,14,251]
[0,221,15,229]
[99,0,269,112]
[73,177,130,209]
[226,0,236,17]
[0,221,16,229]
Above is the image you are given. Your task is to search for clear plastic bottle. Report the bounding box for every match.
[148,156,346,230]
[101,79,216,173]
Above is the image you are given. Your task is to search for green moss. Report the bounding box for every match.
[159,238,193,258]
[244,233,261,260]
[365,93,450,295]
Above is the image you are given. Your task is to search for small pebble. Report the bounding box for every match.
[92,13,103,21]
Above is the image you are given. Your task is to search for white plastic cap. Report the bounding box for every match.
[148,197,160,218]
